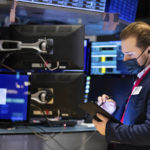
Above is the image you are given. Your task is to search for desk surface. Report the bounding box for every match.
[0,124,96,135]
[0,124,107,150]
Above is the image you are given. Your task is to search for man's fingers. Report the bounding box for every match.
[98,96,106,103]
[102,94,109,99]
[98,94,114,106]
[98,96,102,102]
[96,113,107,121]
[97,96,103,105]
[102,94,109,100]
[106,99,116,103]
[102,94,110,103]
[92,119,98,125]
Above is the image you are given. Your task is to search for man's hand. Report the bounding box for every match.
[92,113,109,136]
[97,94,110,105]
[97,94,116,114]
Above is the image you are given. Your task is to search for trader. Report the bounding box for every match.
[93,21,150,150]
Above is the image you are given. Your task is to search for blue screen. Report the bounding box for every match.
[0,73,30,122]
[90,41,129,75]
[84,39,90,74]
[105,0,139,23]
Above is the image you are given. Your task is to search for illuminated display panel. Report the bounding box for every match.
[16,0,106,12]
[0,73,30,123]
[90,41,129,75]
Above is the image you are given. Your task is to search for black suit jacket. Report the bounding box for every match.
[105,71,150,150]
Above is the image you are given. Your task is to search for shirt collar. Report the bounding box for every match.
[137,64,150,79]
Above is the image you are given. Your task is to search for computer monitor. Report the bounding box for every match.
[90,41,129,75]
[0,72,31,125]
[0,24,84,71]
[84,39,91,74]
[30,72,85,120]
[17,0,106,13]
[105,0,139,23]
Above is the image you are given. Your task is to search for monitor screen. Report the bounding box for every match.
[84,39,91,74]
[90,41,129,75]
[16,0,106,13]
[30,72,85,120]
[0,25,84,71]
[0,72,31,123]
[105,0,139,23]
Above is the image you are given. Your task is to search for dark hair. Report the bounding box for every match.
[120,21,150,50]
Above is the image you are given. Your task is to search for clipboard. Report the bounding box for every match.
[79,102,120,123]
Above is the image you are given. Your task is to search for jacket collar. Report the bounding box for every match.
[137,64,150,79]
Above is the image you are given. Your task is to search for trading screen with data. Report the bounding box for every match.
[90,41,129,75]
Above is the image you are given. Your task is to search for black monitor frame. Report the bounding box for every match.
[30,72,85,120]
[0,24,84,72]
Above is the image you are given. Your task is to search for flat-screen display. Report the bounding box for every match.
[90,41,129,75]
[0,72,30,124]
[30,72,85,119]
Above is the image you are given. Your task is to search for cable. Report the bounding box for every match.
[28,125,97,150]
[26,126,55,150]
[37,126,68,150]
[30,104,51,126]
[0,52,16,72]
[37,53,59,71]
[36,126,58,139]
[0,63,16,72]
[31,103,98,150]
[0,53,14,64]
[30,104,68,150]
[30,104,61,125]
[72,131,97,150]
[0,49,59,72]
[27,126,68,150]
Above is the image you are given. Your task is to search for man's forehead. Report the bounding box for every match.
[121,37,137,45]
[121,37,137,52]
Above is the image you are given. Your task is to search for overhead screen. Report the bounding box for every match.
[17,0,139,22]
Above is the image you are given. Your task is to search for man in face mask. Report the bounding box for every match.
[93,21,150,150]
[122,35,150,74]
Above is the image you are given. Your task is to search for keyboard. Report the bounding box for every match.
[46,120,77,127]
[29,119,77,127]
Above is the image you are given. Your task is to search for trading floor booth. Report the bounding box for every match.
[0,0,140,150]
[0,126,107,150]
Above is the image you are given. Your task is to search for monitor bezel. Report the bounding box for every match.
[30,72,86,120]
